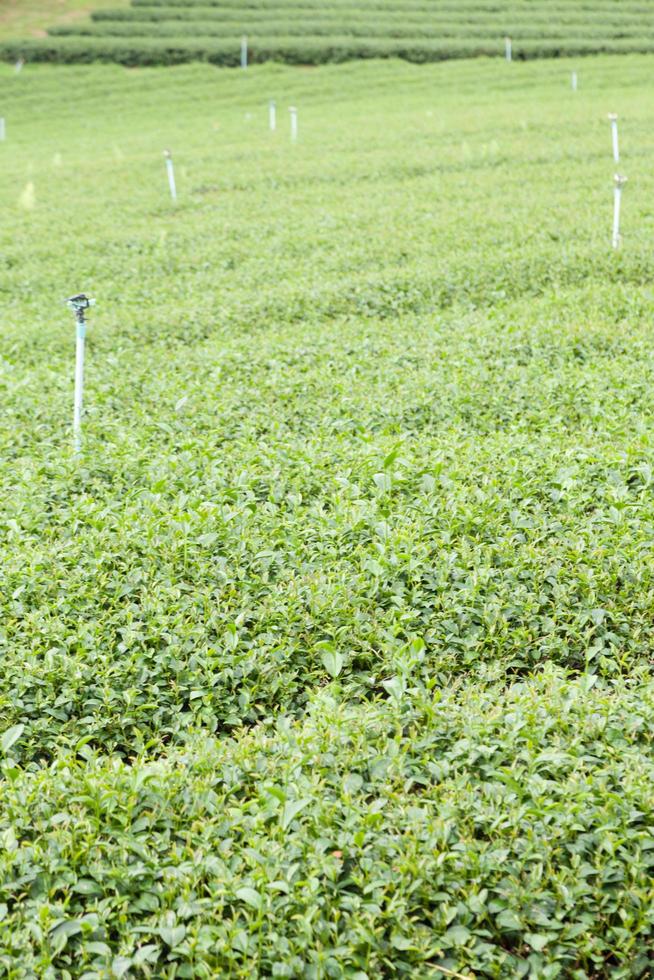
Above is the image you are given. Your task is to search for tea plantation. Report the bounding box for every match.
[4,0,654,65]
[2,47,654,978]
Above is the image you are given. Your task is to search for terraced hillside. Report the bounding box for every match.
[3,0,654,66]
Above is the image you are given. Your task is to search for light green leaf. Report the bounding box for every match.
[49,919,83,950]
[321,648,344,678]
[373,472,392,493]
[86,941,112,957]
[235,887,262,910]
[1,725,24,754]
[497,909,521,931]
[159,924,186,947]
[443,924,471,946]
[73,878,103,896]
[111,956,133,978]
[382,675,406,701]
[525,932,550,952]
[281,798,311,830]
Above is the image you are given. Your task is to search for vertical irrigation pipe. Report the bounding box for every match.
[241,36,248,69]
[66,294,94,455]
[269,99,276,131]
[290,106,298,142]
[164,149,177,202]
[0,118,5,141]
[571,71,578,91]
[608,113,619,163]
[504,36,512,62]
[612,174,627,249]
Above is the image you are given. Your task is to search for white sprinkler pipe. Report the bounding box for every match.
[608,113,619,163]
[241,36,248,69]
[164,149,177,202]
[73,323,85,454]
[269,99,276,131]
[0,118,5,141]
[289,106,298,142]
[612,174,627,249]
[571,71,578,91]
[66,294,94,455]
[505,36,512,62]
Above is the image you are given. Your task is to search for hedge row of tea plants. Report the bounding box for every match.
[4,0,654,65]
[47,18,654,42]
[6,34,654,67]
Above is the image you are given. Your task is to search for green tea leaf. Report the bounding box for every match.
[1,725,24,754]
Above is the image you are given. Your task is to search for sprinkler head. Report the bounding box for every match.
[608,113,618,122]
[163,149,172,160]
[66,294,95,320]
[614,173,628,187]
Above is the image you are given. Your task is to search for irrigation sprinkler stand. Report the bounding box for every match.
[241,36,248,69]
[612,174,627,249]
[504,36,512,62]
[269,99,276,131]
[66,293,94,455]
[289,106,298,142]
[0,118,5,141]
[571,71,578,91]
[608,113,619,163]
[163,149,177,202]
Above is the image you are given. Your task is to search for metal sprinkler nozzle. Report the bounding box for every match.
[66,293,94,322]
[608,112,618,122]
[614,173,628,187]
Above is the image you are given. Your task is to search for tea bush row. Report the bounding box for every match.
[128,0,654,12]
[47,19,654,42]
[6,34,654,66]
[88,5,654,27]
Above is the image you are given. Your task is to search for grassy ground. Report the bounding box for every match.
[2,53,654,976]
[0,0,126,40]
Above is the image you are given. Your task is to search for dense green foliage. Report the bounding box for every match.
[10,35,654,68]
[4,0,654,66]
[2,52,654,975]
